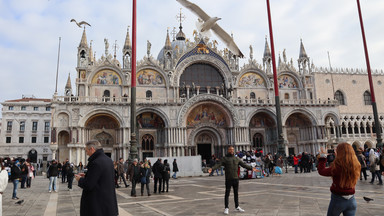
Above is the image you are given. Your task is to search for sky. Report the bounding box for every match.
[0,0,384,111]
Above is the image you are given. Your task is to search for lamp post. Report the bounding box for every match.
[266,0,285,156]
[129,0,138,160]
[356,0,383,149]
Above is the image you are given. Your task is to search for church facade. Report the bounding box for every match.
[49,20,384,165]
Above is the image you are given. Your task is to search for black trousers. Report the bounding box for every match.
[154,177,162,193]
[131,179,138,196]
[67,176,73,189]
[162,178,169,192]
[141,182,150,195]
[225,179,239,209]
[360,168,367,180]
[119,173,129,186]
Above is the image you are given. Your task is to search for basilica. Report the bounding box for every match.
[49,15,384,165]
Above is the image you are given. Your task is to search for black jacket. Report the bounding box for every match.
[152,160,164,178]
[162,163,171,180]
[11,165,22,181]
[172,161,179,172]
[48,163,59,177]
[140,166,152,182]
[78,149,118,216]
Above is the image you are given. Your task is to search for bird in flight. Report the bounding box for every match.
[176,0,244,58]
[70,19,91,28]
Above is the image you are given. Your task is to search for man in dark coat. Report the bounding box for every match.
[75,140,118,216]
[209,146,255,215]
[152,158,163,193]
[172,159,179,179]
[127,159,141,197]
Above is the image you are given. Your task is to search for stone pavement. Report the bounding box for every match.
[2,170,384,216]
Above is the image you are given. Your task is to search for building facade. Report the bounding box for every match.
[48,20,384,165]
[0,96,52,163]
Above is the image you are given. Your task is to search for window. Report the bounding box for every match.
[44,122,50,132]
[7,121,12,131]
[44,137,49,143]
[334,90,345,105]
[250,92,256,99]
[6,137,11,143]
[32,121,38,131]
[8,106,14,110]
[20,121,25,132]
[21,106,26,110]
[141,134,154,150]
[33,107,38,111]
[19,137,24,143]
[146,90,152,99]
[46,106,51,111]
[31,137,37,143]
[284,93,290,100]
[364,91,372,105]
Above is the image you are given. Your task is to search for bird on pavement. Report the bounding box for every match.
[176,0,244,58]
[363,196,374,203]
[15,200,24,205]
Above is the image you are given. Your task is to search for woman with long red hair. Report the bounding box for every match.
[318,143,361,216]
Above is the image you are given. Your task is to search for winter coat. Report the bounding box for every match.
[48,163,59,177]
[172,161,179,172]
[162,163,171,180]
[140,166,152,183]
[357,153,367,169]
[127,164,141,182]
[117,162,125,175]
[10,165,22,181]
[152,160,164,179]
[78,149,118,216]
[369,149,380,172]
[211,154,253,180]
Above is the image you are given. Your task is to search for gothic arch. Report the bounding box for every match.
[79,108,124,128]
[323,111,340,125]
[177,94,239,127]
[283,108,318,126]
[174,55,232,87]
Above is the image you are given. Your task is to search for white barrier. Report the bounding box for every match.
[146,156,203,177]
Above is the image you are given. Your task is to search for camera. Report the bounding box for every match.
[327,149,335,154]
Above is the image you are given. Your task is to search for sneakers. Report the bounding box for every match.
[224,208,229,215]
[48,190,52,193]
[235,206,245,213]
[12,197,19,200]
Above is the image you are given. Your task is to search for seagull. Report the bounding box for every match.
[176,0,244,58]
[70,19,91,28]
[15,200,24,205]
[363,196,374,203]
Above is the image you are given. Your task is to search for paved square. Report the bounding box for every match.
[2,170,383,215]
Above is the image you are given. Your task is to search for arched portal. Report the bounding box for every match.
[249,111,276,153]
[136,112,165,158]
[28,149,38,163]
[57,131,70,161]
[285,113,314,154]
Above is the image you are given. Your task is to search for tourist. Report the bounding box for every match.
[62,159,69,183]
[75,140,118,216]
[356,148,367,181]
[117,158,129,188]
[11,160,22,199]
[162,159,170,192]
[172,159,179,179]
[209,146,256,215]
[127,159,141,197]
[48,159,58,193]
[20,160,28,189]
[67,163,74,191]
[293,154,299,173]
[140,161,152,196]
[0,158,9,214]
[78,161,84,173]
[26,161,34,188]
[152,158,163,193]
[369,149,382,185]
[318,143,361,216]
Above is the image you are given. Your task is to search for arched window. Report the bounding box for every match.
[146,90,152,99]
[141,134,154,150]
[364,91,372,105]
[103,90,110,97]
[334,90,345,105]
[250,92,256,99]
[252,133,263,148]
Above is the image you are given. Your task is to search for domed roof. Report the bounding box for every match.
[157,38,188,63]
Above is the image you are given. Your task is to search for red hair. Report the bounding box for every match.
[331,143,361,188]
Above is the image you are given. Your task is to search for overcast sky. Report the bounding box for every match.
[1,0,383,110]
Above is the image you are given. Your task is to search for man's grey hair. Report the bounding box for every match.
[85,140,100,150]
[133,158,138,163]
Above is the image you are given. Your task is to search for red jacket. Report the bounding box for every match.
[293,156,299,165]
[317,158,355,196]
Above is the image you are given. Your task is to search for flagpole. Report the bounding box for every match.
[356,0,382,149]
[266,0,285,156]
[129,0,138,160]
[54,37,61,96]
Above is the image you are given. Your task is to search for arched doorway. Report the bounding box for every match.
[249,112,276,153]
[195,131,216,162]
[137,112,165,158]
[57,131,70,162]
[28,149,38,163]
[285,112,314,153]
[85,114,120,159]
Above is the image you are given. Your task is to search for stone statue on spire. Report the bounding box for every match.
[104,38,109,56]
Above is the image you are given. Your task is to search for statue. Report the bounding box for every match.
[147,40,152,57]
[283,49,287,63]
[104,38,109,56]
[249,45,253,59]
[191,82,196,95]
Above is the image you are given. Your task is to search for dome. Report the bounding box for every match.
[157,39,188,63]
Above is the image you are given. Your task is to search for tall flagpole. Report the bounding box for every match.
[356,0,382,149]
[129,0,138,160]
[266,0,285,156]
[54,37,61,96]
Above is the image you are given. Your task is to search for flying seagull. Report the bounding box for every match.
[70,19,91,28]
[176,0,244,58]
[363,196,374,203]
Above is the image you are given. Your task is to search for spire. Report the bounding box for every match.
[123,26,132,52]
[89,40,94,62]
[263,36,271,58]
[299,39,308,58]
[65,73,72,89]
[165,28,172,49]
[79,28,88,48]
